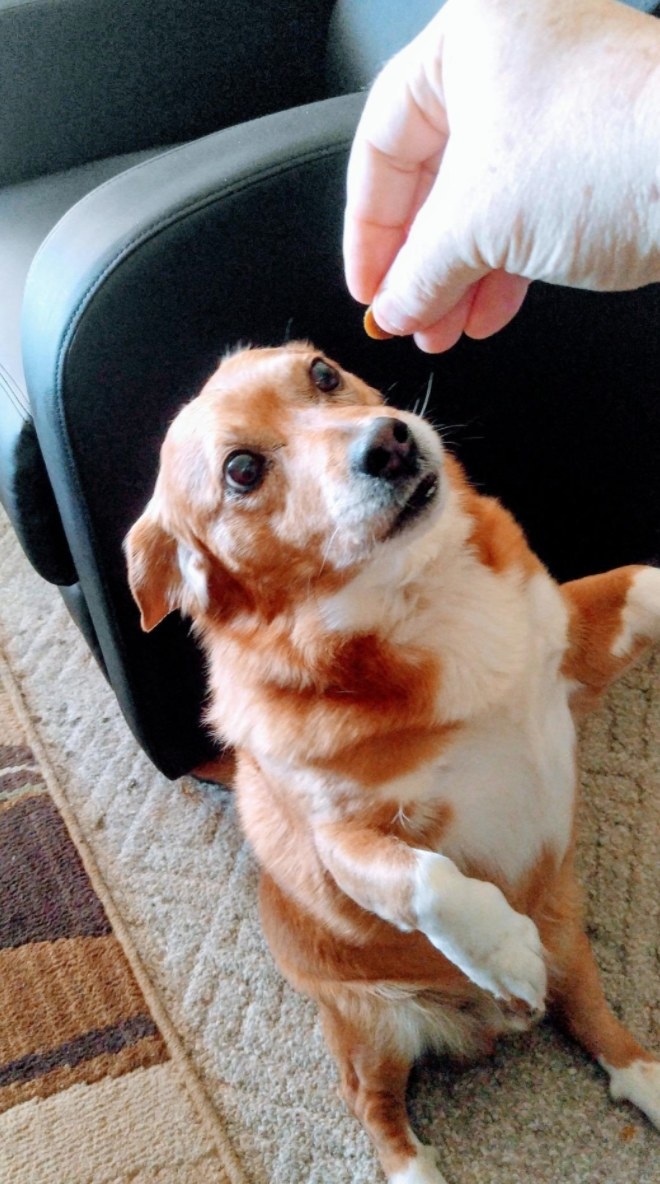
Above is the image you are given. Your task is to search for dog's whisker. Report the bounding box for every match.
[419,371,434,420]
[400,373,438,420]
[423,419,484,448]
[384,381,402,400]
[319,523,342,577]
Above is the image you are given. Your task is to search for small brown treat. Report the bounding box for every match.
[363,306,394,340]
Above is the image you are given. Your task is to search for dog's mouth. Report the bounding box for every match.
[390,470,440,536]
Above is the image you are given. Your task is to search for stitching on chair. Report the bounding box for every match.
[0,362,29,422]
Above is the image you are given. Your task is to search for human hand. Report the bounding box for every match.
[343,0,660,352]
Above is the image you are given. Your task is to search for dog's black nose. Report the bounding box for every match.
[352,417,419,482]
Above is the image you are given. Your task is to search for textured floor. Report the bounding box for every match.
[1,506,658,1184]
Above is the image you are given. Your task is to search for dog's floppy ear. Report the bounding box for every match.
[124,506,182,632]
[124,503,210,632]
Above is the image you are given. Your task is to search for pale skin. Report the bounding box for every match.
[343,0,660,353]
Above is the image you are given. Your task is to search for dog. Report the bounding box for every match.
[125,343,660,1183]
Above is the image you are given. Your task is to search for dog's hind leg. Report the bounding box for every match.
[319,999,448,1184]
[549,926,660,1130]
[561,565,660,709]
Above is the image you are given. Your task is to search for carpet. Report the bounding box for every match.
[0,605,243,1183]
[0,503,658,1184]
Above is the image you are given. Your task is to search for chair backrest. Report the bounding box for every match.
[0,0,340,188]
[326,0,444,94]
[325,0,660,97]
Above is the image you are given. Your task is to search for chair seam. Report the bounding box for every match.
[0,361,29,422]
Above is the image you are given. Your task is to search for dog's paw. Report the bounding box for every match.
[416,860,547,1012]
[602,1058,660,1130]
[389,1140,449,1184]
[446,891,546,1012]
[613,566,660,657]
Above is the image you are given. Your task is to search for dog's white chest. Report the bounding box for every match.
[427,571,577,883]
[430,681,576,882]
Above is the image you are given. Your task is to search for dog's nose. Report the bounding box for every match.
[351,417,419,482]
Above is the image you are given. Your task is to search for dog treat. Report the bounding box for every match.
[363,305,394,340]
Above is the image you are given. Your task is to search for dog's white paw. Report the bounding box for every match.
[389,1139,449,1184]
[442,890,546,1012]
[602,1058,660,1130]
[415,857,547,1012]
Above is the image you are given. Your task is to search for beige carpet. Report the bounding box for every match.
[0,503,658,1184]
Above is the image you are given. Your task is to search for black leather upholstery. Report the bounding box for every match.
[2,0,660,777]
[0,0,337,186]
[0,147,165,585]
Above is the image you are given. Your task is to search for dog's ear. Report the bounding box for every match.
[124,504,209,632]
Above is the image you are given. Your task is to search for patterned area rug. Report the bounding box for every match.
[0,646,243,1184]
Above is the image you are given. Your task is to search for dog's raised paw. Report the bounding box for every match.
[603,1057,660,1130]
[485,904,547,1006]
[418,865,547,1012]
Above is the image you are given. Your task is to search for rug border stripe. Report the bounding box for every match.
[0,1014,159,1088]
[0,645,246,1184]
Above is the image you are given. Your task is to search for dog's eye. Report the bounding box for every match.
[310,357,341,393]
[224,451,266,493]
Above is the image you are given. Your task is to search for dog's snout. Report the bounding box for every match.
[352,417,419,482]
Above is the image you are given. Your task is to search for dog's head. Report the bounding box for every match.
[125,343,445,630]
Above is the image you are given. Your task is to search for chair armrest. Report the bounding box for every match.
[0,0,336,185]
[0,387,76,586]
[22,92,371,775]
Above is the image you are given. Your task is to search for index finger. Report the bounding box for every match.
[343,48,449,304]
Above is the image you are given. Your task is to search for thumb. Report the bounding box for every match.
[371,188,487,337]
[371,221,529,349]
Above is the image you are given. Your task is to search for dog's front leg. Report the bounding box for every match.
[315,823,546,1011]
